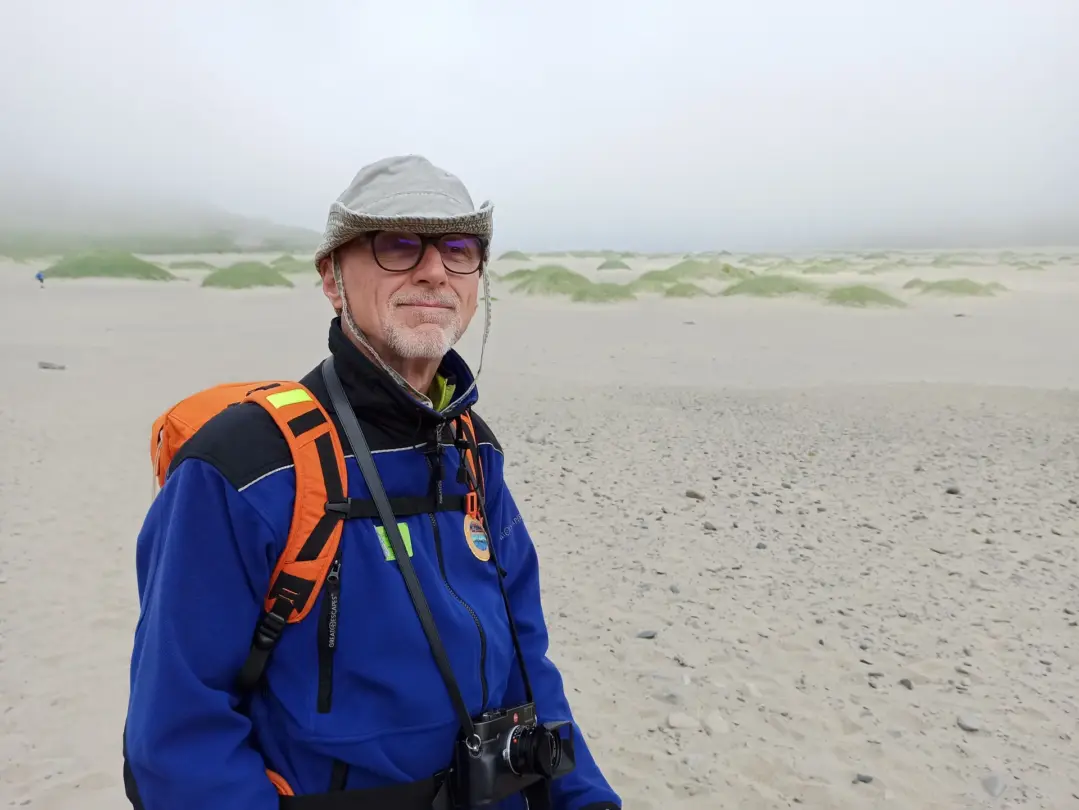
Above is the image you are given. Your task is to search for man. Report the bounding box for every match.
[123,155,622,810]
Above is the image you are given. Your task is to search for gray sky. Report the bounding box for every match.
[2,0,1077,252]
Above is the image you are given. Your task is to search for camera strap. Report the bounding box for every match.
[321,358,477,743]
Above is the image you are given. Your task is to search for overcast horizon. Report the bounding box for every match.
[2,1,1077,253]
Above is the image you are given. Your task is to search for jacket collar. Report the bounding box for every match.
[324,317,478,430]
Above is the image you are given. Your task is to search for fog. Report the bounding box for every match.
[2,0,1077,252]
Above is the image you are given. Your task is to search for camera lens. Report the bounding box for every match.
[505,726,562,778]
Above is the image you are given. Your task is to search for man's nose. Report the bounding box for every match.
[410,244,449,285]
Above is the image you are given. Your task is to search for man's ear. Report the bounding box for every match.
[318,254,343,313]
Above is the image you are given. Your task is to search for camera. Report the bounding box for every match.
[449,702,576,807]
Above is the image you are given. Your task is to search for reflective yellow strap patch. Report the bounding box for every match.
[266,389,312,408]
[375,523,414,561]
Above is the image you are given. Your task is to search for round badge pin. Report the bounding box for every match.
[464,514,491,562]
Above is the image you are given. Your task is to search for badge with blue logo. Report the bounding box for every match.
[464,514,490,562]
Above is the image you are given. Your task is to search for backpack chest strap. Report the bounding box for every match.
[325,493,469,520]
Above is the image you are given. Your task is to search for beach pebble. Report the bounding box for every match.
[945,485,961,495]
[636,629,658,640]
[981,772,1008,798]
[957,714,982,732]
[37,361,66,371]
[666,712,699,730]
[702,521,717,532]
[685,489,706,501]
[854,773,874,784]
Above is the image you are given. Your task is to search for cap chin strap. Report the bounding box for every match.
[331,253,491,412]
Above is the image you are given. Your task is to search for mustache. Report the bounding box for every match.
[392,292,459,308]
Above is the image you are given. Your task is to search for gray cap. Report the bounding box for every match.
[314,155,494,267]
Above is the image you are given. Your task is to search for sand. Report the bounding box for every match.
[1,250,1078,809]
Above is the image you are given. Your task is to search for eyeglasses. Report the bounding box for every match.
[367,231,485,275]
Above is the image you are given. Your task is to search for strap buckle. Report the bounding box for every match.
[325,499,350,517]
[237,594,294,691]
[464,491,479,518]
[253,595,293,648]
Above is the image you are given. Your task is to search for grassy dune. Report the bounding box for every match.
[497,250,530,261]
[503,265,637,303]
[202,262,293,289]
[597,258,631,271]
[571,283,636,303]
[629,259,753,294]
[44,251,176,280]
[904,278,1006,296]
[270,255,316,274]
[663,282,711,299]
[506,265,591,295]
[721,275,821,298]
[825,285,906,308]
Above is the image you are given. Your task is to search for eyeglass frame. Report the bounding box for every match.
[358,230,488,276]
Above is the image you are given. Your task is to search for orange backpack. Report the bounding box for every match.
[149,373,486,686]
[152,379,349,636]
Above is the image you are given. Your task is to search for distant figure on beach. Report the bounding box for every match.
[34,270,44,288]
[123,155,621,810]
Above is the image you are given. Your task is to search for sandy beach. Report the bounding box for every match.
[1,251,1077,809]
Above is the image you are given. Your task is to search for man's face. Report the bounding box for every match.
[320,233,481,361]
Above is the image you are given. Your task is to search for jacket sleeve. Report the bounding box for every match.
[124,458,281,810]
[486,471,622,810]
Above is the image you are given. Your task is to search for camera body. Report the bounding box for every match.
[449,702,576,807]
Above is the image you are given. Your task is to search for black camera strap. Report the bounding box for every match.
[321,358,478,744]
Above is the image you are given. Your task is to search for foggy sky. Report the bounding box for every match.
[2,0,1077,252]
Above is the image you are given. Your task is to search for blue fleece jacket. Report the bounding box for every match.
[123,352,621,810]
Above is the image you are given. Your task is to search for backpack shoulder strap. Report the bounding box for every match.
[236,380,349,692]
[456,410,486,497]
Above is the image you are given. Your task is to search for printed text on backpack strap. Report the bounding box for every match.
[235,382,349,692]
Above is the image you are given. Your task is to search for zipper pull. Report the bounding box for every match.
[327,558,342,584]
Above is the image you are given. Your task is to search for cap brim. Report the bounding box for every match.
[313,202,494,267]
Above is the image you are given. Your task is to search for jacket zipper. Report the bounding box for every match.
[429,512,489,710]
[317,556,342,713]
[425,434,489,709]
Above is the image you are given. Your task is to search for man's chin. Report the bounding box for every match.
[387,324,457,360]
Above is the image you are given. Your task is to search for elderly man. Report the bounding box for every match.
[123,155,622,810]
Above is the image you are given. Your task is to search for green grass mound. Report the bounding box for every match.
[907,278,1005,296]
[858,265,888,275]
[800,259,850,274]
[269,255,315,274]
[597,257,631,271]
[169,259,215,270]
[825,285,906,308]
[44,251,176,280]
[629,260,753,293]
[663,282,710,299]
[721,275,822,298]
[629,270,680,293]
[202,262,294,289]
[498,250,531,261]
[508,265,593,296]
[570,283,636,303]
[497,267,535,283]
[663,259,754,282]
